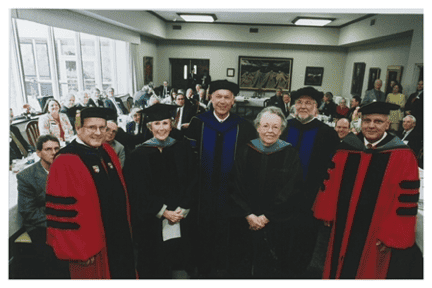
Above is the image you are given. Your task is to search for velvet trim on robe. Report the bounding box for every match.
[46,140,136,279]
[313,134,420,279]
[185,111,257,220]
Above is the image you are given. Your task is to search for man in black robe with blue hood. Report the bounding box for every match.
[185,80,256,278]
[280,86,340,277]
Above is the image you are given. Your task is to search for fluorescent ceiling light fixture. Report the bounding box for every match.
[178,13,217,22]
[292,17,334,26]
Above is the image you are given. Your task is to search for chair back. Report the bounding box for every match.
[25,121,39,147]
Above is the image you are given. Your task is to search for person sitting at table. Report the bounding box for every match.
[126,108,143,136]
[17,134,70,278]
[319,92,337,120]
[105,120,126,168]
[38,99,74,143]
[335,97,349,119]
[123,103,197,278]
[228,106,304,278]
[10,108,34,165]
[60,93,79,131]
[76,90,93,108]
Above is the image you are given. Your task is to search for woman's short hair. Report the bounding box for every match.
[254,106,287,131]
[43,99,61,114]
[146,119,176,130]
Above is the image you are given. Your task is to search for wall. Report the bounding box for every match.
[134,35,159,91]
[342,33,413,101]
[156,40,347,97]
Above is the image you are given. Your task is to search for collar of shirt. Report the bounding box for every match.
[213,111,230,123]
[364,132,387,148]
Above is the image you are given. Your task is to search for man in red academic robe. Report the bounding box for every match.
[46,107,136,279]
[313,101,422,279]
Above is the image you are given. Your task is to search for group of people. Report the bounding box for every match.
[14,77,422,279]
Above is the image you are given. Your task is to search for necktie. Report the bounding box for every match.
[10,131,28,158]
[174,108,181,128]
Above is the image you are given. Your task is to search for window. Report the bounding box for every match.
[11,18,132,114]
[54,27,79,96]
[16,19,54,108]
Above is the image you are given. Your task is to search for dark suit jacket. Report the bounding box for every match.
[17,161,48,233]
[126,121,139,135]
[10,125,32,164]
[363,89,386,105]
[397,127,422,157]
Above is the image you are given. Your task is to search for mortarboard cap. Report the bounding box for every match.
[142,103,177,122]
[105,108,118,121]
[80,107,109,121]
[290,87,324,107]
[209,80,239,96]
[359,101,400,115]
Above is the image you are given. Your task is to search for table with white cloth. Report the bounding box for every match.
[232,96,266,120]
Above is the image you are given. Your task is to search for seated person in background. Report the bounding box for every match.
[105,120,126,168]
[38,99,74,142]
[60,93,79,131]
[126,108,143,136]
[194,84,202,100]
[161,88,177,105]
[319,92,337,120]
[173,91,196,132]
[363,79,385,105]
[334,118,351,141]
[10,108,34,166]
[198,88,208,107]
[103,87,117,112]
[134,85,151,108]
[335,98,349,118]
[282,91,293,118]
[268,88,284,108]
[76,90,92,108]
[87,87,104,107]
[397,115,422,167]
[17,135,70,278]
[346,96,361,121]
[350,106,362,134]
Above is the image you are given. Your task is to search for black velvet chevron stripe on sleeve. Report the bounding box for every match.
[46,207,78,218]
[398,193,420,203]
[399,180,420,189]
[46,194,77,205]
[47,220,80,230]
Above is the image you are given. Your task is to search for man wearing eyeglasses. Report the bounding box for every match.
[280,86,339,278]
[45,107,136,279]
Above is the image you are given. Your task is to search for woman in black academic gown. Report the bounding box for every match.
[123,103,197,279]
[228,106,305,279]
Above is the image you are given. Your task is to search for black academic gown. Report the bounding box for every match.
[280,117,340,276]
[228,140,304,278]
[123,138,197,278]
[184,111,257,277]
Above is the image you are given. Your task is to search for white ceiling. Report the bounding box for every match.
[150,10,375,27]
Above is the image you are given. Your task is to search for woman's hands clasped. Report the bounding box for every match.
[246,214,269,231]
[163,209,184,224]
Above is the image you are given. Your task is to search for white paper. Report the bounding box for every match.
[162,219,181,242]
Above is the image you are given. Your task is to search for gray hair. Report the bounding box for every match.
[404,115,416,123]
[254,106,287,131]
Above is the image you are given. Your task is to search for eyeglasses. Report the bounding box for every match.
[295,100,315,106]
[83,125,107,133]
[260,125,281,132]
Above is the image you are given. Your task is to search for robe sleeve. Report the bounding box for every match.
[312,151,347,222]
[376,150,420,249]
[46,154,106,261]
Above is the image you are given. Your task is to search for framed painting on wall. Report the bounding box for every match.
[143,57,153,85]
[238,56,293,91]
[366,67,381,91]
[350,62,366,96]
[304,67,324,86]
[384,65,404,95]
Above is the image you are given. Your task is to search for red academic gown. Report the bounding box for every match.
[313,134,419,279]
[46,141,136,279]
